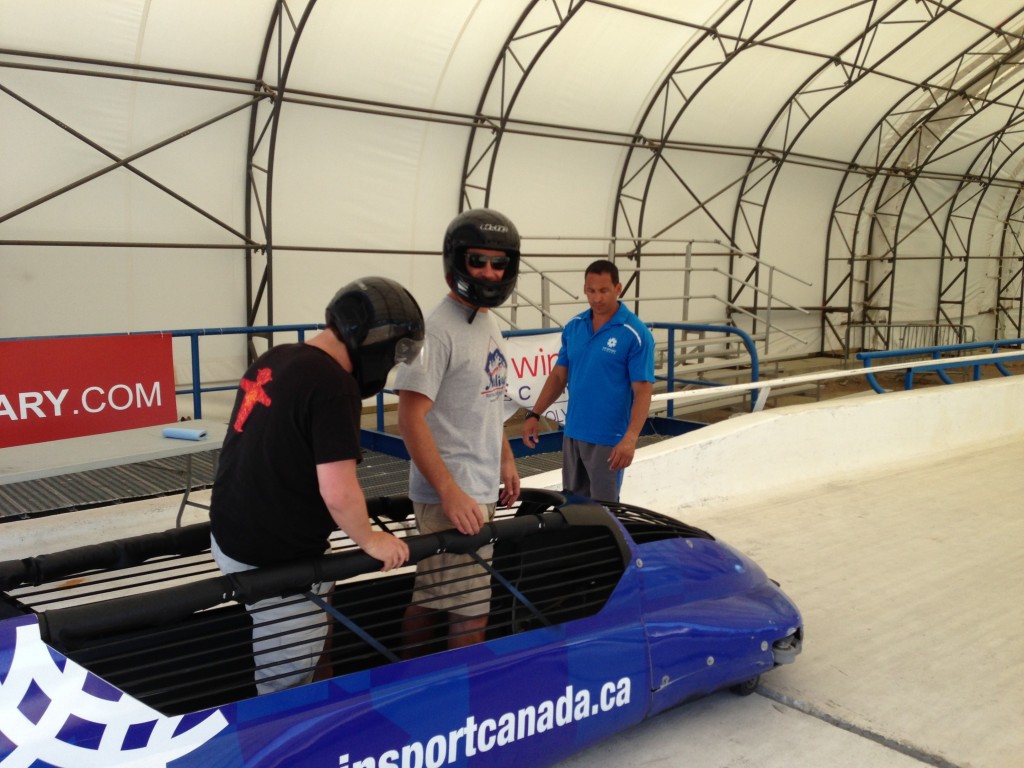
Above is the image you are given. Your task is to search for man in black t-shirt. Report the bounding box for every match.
[210,277,423,695]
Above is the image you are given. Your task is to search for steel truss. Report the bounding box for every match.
[5,1,1024,359]
[245,0,316,357]
[0,52,267,244]
[997,186,1024,336]
[824,4,1024,353]
[456,0,1024,355]
[0,18,278,359]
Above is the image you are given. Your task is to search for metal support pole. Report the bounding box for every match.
[683,241,693,323]
[542,277,551,329]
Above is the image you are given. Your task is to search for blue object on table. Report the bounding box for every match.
[162,427,208,441]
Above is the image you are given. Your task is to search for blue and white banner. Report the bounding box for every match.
[503,332,568,424]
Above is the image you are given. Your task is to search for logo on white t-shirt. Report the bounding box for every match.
[482,339,508,397]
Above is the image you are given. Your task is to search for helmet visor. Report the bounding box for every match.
[466,252,511,271]
[394,336,423,365]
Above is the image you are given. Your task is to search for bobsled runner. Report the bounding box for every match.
[0,489,802,767]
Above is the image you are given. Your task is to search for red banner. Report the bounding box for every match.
[0,335,178,448]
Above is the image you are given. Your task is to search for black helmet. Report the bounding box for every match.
[326,276,425,399]
[443,208,520,309]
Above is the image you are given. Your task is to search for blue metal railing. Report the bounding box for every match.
[648,322,760,417]
[856,339,1024,393]
[4,322,763,456]
[503,323,760,418]
[168,325,322,417]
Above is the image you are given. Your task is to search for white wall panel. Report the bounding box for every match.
[140,0,279,78]
[512,5,687,134]
[3,0,1024,360]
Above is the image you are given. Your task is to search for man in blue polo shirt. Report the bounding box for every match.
[522,259,655,501]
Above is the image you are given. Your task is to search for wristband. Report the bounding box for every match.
[525,410,543,421]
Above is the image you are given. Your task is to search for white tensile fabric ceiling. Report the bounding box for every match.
[2,0,1024,377]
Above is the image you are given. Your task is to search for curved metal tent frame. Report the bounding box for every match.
[454,0,1024,354]
[825,21,1024,352]
[1,0,1023,363]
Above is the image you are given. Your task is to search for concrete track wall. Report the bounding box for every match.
[529,376,1024,516]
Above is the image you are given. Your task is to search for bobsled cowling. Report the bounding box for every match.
[0,489,802,768]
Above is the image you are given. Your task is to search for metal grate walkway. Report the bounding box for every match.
[0,453,221,519]
[0,435,667,520]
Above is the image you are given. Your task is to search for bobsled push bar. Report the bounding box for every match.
[2,498,627,650]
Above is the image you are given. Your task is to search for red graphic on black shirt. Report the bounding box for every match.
[233,367,273,432]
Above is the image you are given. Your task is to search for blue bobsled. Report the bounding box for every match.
[0,489,802,767]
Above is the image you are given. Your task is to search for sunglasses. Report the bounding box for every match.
[466,252,510,271]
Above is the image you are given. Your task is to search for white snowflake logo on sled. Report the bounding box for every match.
[0,622,227,767]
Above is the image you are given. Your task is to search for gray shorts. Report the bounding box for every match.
[410,501,495,618]
[211,534,331,695]
[562,436,622,502]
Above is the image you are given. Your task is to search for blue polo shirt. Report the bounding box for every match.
[557,302,655,446]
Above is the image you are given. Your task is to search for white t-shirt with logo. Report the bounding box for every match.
[393,295,508,504]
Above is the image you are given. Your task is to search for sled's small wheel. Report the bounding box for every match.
[730,676,760,696]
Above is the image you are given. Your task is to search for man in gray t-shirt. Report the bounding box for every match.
[394,208,522,653]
